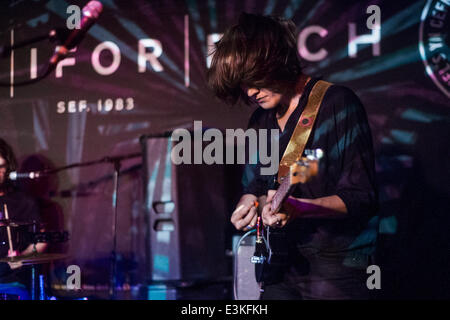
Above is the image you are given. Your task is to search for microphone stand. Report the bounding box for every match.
[30,221,38,300]
[91,154,143,300]
[0,29,55,58]
[109,158,121,300]
[0,28,70,87]
[102,153,143,299]
[22,152,142,299]
[36,152,142,177]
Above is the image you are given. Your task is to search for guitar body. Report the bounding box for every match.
[251,149,322,288]
[254,227,289,283]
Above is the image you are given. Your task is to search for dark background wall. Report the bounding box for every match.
[0,0,449,299]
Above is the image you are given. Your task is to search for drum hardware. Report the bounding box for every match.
[23,151,142,299]
[2,152,142,299]
[26,231,70,244]
[1,216,69,300]
[0,252,68,265]
[0,219,38,228]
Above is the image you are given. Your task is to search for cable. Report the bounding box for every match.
[0,63,55,87]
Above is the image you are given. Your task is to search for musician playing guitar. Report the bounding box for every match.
[208,13,378,299]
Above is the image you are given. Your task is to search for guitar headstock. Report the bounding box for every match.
[289,149,323,185]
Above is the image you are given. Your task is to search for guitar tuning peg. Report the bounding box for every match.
[305,148,323,160]
[315,148,324,159]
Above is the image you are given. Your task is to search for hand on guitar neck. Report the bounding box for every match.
[261,190,291,228]
[262,190,348,228]
[231,149,346,231]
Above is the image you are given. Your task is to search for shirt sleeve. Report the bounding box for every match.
[328,86,379,218]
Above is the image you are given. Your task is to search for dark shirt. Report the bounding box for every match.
[0,190,40,258]
[0,190,41,285]
[242,78,378,271]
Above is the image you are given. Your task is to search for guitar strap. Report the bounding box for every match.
[277,80,332,183]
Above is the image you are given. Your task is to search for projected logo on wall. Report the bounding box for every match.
[5,2,385,116]
[419,0,450,98]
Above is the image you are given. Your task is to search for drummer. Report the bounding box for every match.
[0,138,47,290]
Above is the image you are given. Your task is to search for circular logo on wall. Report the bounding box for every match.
[419,0,449,98]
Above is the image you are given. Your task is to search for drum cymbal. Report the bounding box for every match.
[0,253,68,265]
[0,219,38,228]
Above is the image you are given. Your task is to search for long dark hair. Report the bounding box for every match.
[0,138,18,191]
[207,12,303,105]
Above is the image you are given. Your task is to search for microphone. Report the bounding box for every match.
[49,0,103,66]
[9,171,45,180]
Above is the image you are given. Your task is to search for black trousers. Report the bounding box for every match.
[260,247,372,300]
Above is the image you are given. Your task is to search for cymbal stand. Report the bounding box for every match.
[104,153,142,300]
[30,221,38,300]
[14,152,142,300]
[109,159,120,299]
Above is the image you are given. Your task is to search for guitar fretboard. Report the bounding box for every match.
[271,175,292,213]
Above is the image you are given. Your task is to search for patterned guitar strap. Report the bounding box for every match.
[277,80,332,183]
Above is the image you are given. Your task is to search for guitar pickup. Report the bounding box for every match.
[250,255,266,264]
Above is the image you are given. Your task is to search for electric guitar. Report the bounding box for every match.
[251,149,323,282]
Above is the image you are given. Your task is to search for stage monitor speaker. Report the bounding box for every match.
[233,234,260,300]
[140,133,234,283]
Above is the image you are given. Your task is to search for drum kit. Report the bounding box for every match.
[0,152,142,300]
[0,213,69,300]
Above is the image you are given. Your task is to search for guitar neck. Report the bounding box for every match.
[271,176,295,214]
[268,151,322,216]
